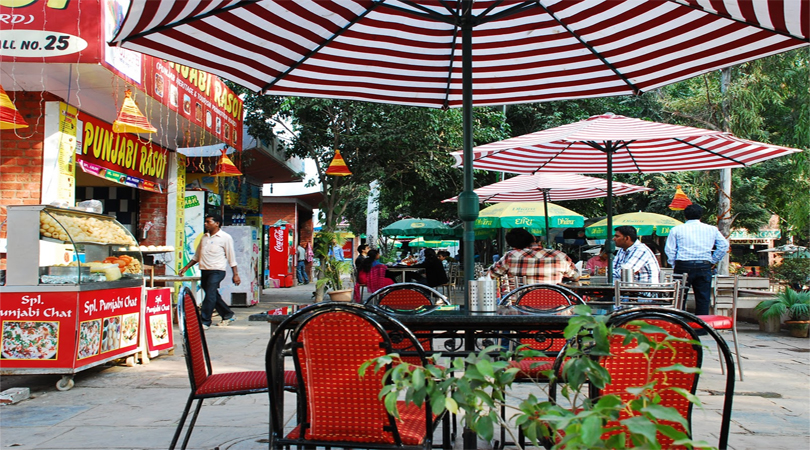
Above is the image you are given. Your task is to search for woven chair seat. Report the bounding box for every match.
[286,402,431,445]
[195,370,267,396]
[694,315,733,329]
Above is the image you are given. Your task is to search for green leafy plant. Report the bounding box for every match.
[360,305,711,450]
[312,231,352,291]
[755,288,810,322]
[763,258,810,291]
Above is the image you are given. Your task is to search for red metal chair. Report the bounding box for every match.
[265,302,447,449]
[172,287,295,450]
[499,284,585,378]
[547,308,735,450]
[496,284,583,449]
[365,282,449,310]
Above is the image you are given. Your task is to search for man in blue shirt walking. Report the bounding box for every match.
[665,204,730,315]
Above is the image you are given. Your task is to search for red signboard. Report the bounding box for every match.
[76,287,141,368]
[141,59,243,150]
[0,0,244,151]
[144,288,173,352]
[77,110,169,193]
[0,291,78,370]
[0,0,101,64]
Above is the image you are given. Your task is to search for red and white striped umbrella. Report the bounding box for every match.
[111,0,809,327]
[112,1,808,108]
[451,113,802,174]
[442,173,652,203]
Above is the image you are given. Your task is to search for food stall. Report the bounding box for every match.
[0,205,144,390]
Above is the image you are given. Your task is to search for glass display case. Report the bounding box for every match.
[4,205,143,288]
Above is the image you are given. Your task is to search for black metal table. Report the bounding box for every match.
[264,305,577,449]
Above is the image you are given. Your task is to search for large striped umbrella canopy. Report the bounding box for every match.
[111,1,809,324]
[586,212,684,238]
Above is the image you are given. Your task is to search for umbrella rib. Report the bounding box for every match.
[261,1,385,92]
[673,137,749,165]
[113,0,261,43]
[529,142,576,174]
[664,0,810,42]
[538,5,641,95]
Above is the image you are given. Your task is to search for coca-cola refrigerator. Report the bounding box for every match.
[267,223,294,288]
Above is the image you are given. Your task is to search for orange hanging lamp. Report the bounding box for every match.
[214,149,242,177]
[112,89,157,134]
[0,84,29,130]
[668,185,693,210]
[325,149,352,176]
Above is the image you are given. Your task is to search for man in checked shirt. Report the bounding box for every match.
[488,228,579,284]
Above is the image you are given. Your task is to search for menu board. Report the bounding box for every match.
[144,288,173,352]
[0,292,76,369]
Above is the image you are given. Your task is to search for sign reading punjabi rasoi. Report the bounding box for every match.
[77,110,169,193]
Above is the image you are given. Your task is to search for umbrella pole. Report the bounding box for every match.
[543,189,550,248]
[457,8,479,313]
[606,145,614,284]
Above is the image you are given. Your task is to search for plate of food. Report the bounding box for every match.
[78,320,101,359]
[2,321,59,360]
[121,313,139,347]
[149,315,170,346]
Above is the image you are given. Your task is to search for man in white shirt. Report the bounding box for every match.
[665,204,729,315]
[180,214,240,329]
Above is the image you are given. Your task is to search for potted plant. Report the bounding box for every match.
[755,289,810,338]
[313,231,354,302]
[763,257,810,291]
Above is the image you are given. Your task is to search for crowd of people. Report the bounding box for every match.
[336,203,730,308]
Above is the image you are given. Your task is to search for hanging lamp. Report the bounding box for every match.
[325,149,352,176]
[668,185,693,210]
[0,84,29,130]
[112,89,157,134]
[214,149,242,177]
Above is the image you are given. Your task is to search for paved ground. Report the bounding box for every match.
[1,283,808,449]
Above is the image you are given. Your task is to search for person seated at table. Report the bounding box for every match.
[354,249,395,301]
[355,243,369,269]
[612,225,661,284]
[585,245,610,275]
[410,248,449,288]
[488,228,579,284]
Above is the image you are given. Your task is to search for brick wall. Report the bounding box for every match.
[138,190,169,276]
[0,91,58,232]
[261,202,296,225]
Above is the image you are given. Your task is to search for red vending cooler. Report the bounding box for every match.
[268,223,295,288]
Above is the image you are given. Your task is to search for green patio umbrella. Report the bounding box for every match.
[586,212,683,238]
[381,218,452,238]
[476,202,585,242]
[408,237,459,248]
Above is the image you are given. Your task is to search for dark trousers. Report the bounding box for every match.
[200,270,234,326]
[674,261,713,315]
[296,261,309,284]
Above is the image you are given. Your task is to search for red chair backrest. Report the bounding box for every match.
[378,289,432,310]
[513,286,578,354]
[599,317,700,448]
[295,311,396,444]
[518,288,571,310]
[179,288,210,391]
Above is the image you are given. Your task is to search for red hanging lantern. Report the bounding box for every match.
[668,185,693,210]
[325,149,352,176]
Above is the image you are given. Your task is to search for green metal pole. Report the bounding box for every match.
[457,5,479,310]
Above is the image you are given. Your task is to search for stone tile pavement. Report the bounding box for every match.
[1,283,808,449]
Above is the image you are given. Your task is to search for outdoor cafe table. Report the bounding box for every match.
[264,305,579,449]
[386,265,425,283]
